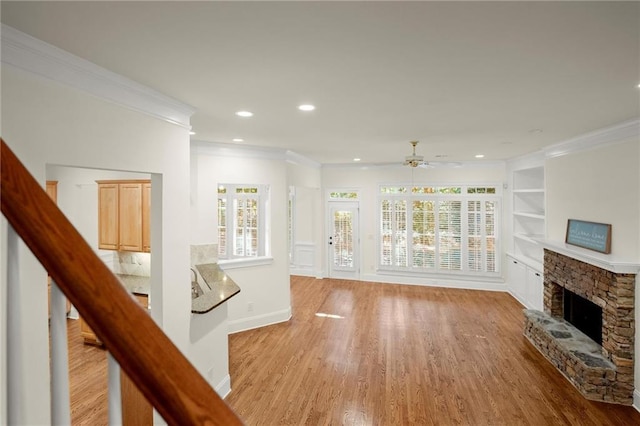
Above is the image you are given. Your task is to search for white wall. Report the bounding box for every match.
[1,66,191,424]
[321,163,507,287]
[546,138,640,257]
[191,142,291,333]
[544,137,640,410]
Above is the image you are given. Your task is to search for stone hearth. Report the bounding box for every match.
[523,249,635,404]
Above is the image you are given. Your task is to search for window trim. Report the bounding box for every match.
[377,183,501,277]
[217,183,269,260]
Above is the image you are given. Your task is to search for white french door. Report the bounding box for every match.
[327,202,359,279]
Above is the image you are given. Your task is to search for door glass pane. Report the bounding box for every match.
[333,210,353,268]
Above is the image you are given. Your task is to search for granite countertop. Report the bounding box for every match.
[191,263,241,314]
[115,273,150,296]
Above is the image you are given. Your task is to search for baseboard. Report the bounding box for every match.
[360,273,507,292]
[634,389,640,413]
[507,290,528,308]
[289,267,316,277]
[228,307,292,334]
[214,374,232,399]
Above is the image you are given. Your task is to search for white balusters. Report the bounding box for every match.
[50,280,71,424]
[108,353,123,425]
[4,225,124,424]
[6,225,22,424]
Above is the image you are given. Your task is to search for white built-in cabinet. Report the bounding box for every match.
[508,164,545,309]
[507,254,543,310]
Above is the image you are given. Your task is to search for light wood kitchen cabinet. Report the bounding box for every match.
[97,180,150,252]
[118,182,143,251]
[142,182,151,253]
[98,183,119,250]
[46,180,58,202]
[79,315,102,346]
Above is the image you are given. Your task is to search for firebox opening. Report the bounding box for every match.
[563,288,602,345]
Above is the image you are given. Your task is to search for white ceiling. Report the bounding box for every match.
[2,1,638,165]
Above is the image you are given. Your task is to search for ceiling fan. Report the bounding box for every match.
[401,140,463,169]
[403,141,429,168]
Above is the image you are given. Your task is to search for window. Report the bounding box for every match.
[217,184,268,259]
[379,185,500,275]
[329,191,359,200]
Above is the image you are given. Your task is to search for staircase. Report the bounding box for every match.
[1,138,243,425]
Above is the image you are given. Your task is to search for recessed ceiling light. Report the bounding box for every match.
[529,128,543,134]
[232,138,244,142]
[435,154,448,158]
[189,131,196,135]
[298,104,316,111]
[236,111,253,117]
[475,154,485,159]
[637,83,640,88]
[353,158,361,162]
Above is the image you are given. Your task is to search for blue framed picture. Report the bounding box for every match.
[565,219,611,254]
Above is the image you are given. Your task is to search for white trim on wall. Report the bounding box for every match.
[286,151,321,169]
[192,140,286,161]
[361,272,506,292]
[214,374,232,400]
[543,119,640,159]
[227,307,292,334]
[1,24,195,129]
[290,241,317,276]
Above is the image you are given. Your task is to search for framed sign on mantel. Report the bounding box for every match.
[565,219,612,254]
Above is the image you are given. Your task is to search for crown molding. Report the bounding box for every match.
[543,119,639,159]
[191,140,287,161]
[285,150,321,169]
[322,160,505,170]
[1,24,195,129]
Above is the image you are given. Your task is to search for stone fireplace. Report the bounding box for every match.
[523,248,636,404]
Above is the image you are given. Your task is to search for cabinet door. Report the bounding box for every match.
[98,183,119,250]
[142,183,151,253]
[46,180,58,202]
[526,268,544,310]
[508,257,527,303]
[119,183,143,252]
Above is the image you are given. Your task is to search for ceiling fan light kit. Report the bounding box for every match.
[404,141,427,168]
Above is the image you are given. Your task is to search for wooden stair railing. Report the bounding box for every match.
[1,139,243,425]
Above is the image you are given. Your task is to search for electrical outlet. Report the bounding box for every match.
[247,302,254,312]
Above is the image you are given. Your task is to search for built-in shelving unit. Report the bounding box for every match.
[507,164,545,310]
[512,166,545,266]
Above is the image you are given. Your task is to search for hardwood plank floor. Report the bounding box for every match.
[225,276,640,425]
[66,318,108,425]
[66,276,640,425]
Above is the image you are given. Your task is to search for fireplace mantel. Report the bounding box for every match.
[534,238,640,275]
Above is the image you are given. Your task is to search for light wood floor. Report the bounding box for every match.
[67,276,640,425]
[225,276,640,425]
[66,318,108,425]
